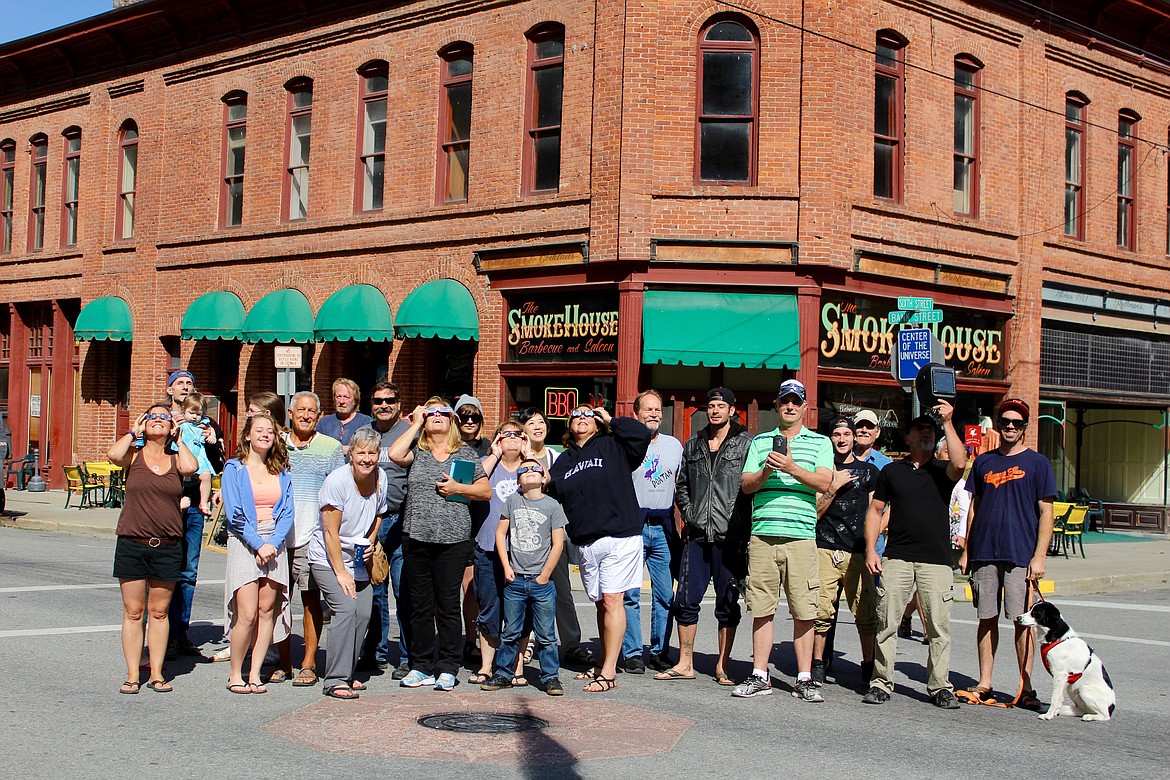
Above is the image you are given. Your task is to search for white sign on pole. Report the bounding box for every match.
[274,346,303,369]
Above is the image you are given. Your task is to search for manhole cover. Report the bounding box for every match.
[417,712,550,734]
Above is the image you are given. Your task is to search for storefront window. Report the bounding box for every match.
[507,376,615,444]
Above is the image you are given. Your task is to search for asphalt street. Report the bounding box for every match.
[1,525,1167,780]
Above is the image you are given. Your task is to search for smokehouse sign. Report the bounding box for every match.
[819,296,1006,380]
[506,291,619,363]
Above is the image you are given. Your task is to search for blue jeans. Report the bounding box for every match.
[168,506,204,639]
[494,575,559,683]
[622,521,673,659]
[366,515,409,664]
[472,543,505,640]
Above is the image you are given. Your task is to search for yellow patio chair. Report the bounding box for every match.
[1049,502,1073,556]
[1062,505,1088,558]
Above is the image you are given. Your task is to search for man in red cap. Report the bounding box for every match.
[958,398,1057,709]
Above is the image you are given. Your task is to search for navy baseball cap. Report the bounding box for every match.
[168,369,196,387]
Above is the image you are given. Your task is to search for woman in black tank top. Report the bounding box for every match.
[108,402,198,695]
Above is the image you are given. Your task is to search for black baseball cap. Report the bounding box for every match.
[707,387,736,404]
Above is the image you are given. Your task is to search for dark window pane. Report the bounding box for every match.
[1065,101,1081,122]
[535,38,564,60]
[703,51,752,116]
[292,88,312,108]
[364,157,384,210]
[1065,129,1080,182]
[1063,186,1078,235]
[535,66,563,128]
[955,67,975,91]
[1118,145,1133,195]
[447,83,472,141]
[226,180,243,225]
[706,21,752,42]
[365,73,388,93]
[533,132,561,191]
[874,75,895,135]
[1119,118,1133,138]
[954,156,971,213]
[700,122,750,181]
[228,127,246,176]
[874,141,893,198]
[1117,200,1130,246]
[954,94,973,154]
[876,43,899,68]
[228,102,247,122]
[447,55,473,78]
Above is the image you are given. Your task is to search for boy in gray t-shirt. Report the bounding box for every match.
[482,458,567,695]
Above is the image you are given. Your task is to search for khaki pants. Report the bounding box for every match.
[871,558,954,696]
[814,549,878,636]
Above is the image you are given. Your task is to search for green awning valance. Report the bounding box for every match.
[242,288,314,343]
[394,279,479,341]
[74,296,133,342]
[181,291,246,340]
[314,284,394,342]
[642,290,800,369]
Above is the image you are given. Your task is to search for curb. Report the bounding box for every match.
[0,515,118,538]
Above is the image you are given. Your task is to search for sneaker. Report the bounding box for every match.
[792,679,825,703]
[391,661,410,680]
[623,657,646,674]
[810,661,826,687]
[543,677,564,696]
[862,686,890,705]
[647,653,672,673]
[731,675,773,698]
[931,689,961,709]
[858,661,875,693]
[399,670,436,689]
[480,673,513,691]
[434,672,458,691]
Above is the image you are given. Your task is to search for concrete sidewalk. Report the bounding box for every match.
[3,489,1168,596]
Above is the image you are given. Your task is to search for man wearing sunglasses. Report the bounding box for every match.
[357,381,415,679]
[958,398,1056,710]
[862,402,966,709]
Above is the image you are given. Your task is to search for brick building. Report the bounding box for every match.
[1,0,1169,529]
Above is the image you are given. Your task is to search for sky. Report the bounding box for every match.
[0,0,114,45]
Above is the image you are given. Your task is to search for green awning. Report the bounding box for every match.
[314,284,394,342]
[241,288,314,343]
[642,290,800,369]
[74,296,133,342]
[394,279,479,341]
[181,291,246,340]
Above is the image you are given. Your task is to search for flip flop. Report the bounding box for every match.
[513,676,529,687]
[226,682,251,694]
[653,668,696,681]
[293,667,319,687]
[248,682,268,694]
[349,680,367,691]
[714,672,736,686]
[119,680,140,695]
[145,679,173,693]
[467,672,490,685]
[323,685,360,700]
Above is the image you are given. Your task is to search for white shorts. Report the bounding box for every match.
[578,534,643,602]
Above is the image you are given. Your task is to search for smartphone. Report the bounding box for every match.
[772,435,788,455]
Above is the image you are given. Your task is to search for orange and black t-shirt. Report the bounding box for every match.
[965,449,1057,567]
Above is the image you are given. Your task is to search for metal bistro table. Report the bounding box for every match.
[84,461,124,508]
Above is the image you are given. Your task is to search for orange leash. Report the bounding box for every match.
[957,579,1044,708]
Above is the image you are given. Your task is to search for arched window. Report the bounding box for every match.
[357,61,388,211]
[61,126,81,246]
[874,31,907,201]
[28,133,48,251]
[284,77,313,221]
[1117,109,1139,249]
[524,23,565,194]
[953,56,981,217]
[438,43,474,203]
[221,91,248,227]
[1,139,14,254]
[696,16,759,184]
[1063,92,1088,239]
[116,121,138,240]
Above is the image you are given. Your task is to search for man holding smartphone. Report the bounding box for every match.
[736,379,833,702]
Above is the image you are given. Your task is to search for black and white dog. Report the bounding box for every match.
[1016,601,1116,722]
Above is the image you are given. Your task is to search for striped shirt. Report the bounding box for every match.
[742,426,833,539]
[284,431,345,548]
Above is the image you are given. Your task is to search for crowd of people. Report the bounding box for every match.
[111,371,1057,712]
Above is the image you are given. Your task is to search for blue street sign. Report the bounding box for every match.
[897,328,933,382]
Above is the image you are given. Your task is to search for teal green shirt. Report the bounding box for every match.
[742,426,833,539]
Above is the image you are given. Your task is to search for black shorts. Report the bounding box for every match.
[112,537,184,582]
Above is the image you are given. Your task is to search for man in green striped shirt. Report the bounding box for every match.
[733,379,833,703]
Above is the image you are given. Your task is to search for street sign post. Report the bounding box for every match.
[888,309,944,324]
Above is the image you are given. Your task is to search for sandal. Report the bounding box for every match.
[293,667,319,687]
[145,679,173,693]
[582,676,617,693]
[1015,689,1043,711]
[467,672,490,685]
[226,682,251,695]
[119,680,140,695]
[573,669,599,681]
[349,680,367,691]
[248,682,268,695]
[714,671,736,686]
[268,668,292,684]
[513,676,529,687]
[955,686,997,705]
[323,685,360,700]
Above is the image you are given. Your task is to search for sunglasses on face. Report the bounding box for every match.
[372,397,399,406]
[855,422,877,430]
[144,412,172,421]
[459,413,483,424]
[570,409,597,419]
[998,416,1027,429]
[424,407,454,418]
[516,465,545,475]
[500,430,526,439]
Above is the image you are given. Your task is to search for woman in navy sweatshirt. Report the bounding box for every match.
[548,404,650,692]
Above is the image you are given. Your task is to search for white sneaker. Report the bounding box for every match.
[434,672,458,691]
[399,669,437,688]
[211,646,231,663]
